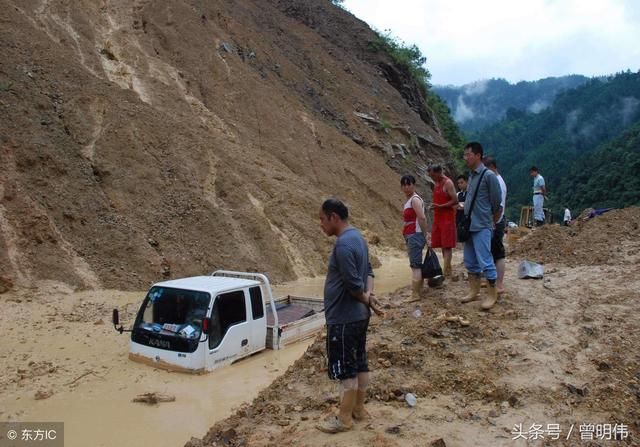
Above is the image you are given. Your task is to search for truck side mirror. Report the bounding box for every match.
[202,317,211,335]
[111,308,131,334]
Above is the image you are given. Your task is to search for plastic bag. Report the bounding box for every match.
[518,260,544,279]
[421,248,443,279]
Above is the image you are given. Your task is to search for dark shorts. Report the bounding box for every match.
[491,219,506,261]
[404,232,426,268]
[326,318,369,380]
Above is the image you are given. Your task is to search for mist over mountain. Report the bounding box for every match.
[468,71,640,220]
[434,75,590,133]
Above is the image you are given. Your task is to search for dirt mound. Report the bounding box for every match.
[0,0,449,290]
[197,287,518,446]
[511,207,640,266]
[190,259,640,446]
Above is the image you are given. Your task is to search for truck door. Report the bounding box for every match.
[248,286,267,353]
[208,290,251,362]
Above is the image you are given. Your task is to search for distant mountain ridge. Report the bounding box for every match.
[434,75,590,132]
[468,71,640,219]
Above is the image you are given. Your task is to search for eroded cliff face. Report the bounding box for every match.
[0,0,449,290]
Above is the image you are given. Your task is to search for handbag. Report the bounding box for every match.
[457,169,487,242]
[421,247,443,279]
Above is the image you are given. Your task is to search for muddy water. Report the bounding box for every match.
[13,339,311,447]
[274,250,411,297]
[4,252,411,447]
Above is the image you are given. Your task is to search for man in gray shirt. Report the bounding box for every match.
[460,142,503,310]
[316,198,381,434]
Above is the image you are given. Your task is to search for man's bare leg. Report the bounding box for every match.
[496,258,506,294]
[442,248,452,277]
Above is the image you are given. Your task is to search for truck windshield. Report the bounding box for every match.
[135,286,210,339]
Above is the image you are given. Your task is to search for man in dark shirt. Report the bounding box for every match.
[316,198,381,434]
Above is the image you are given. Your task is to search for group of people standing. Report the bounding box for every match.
[314,141,509,434]
[402,142,507,308]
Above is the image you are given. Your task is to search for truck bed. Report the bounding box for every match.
[266,295,325,348]
[266,303,315,326]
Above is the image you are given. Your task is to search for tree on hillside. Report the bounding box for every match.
[368,29,431,92]
[367,29,463,162]
[427,92,466,171]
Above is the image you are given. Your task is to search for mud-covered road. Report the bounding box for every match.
[194,210,640,447]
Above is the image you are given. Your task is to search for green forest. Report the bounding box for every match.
[554,122,640,213]
[466,71,640,221]
[433,75,589,133]
[368,31,640,222]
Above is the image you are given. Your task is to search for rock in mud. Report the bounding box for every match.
[0,276,13,294]
[385,425,401,435]
[405,393,417,407]
[595,360,611,371]
[34,389,53,400]
[566,383,589,396]
[184,438,203,447]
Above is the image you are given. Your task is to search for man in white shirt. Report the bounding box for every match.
[563,207,572,226]
[530,166,546,226]
[483,157,507,295]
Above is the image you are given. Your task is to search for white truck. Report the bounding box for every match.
[112,271,325,373]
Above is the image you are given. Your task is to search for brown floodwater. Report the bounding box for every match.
[274,251,411,297]
[2,252,411,447]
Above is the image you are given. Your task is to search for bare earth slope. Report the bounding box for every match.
[0,0,449,290]
[193,210,640,447]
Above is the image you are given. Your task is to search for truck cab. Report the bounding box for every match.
[113,271,324,373]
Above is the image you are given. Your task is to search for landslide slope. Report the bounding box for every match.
[0,0,449,290]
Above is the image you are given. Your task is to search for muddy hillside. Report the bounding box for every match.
[194,210,640,447]
[0,0,449,291]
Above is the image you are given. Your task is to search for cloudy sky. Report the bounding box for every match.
[341,0,640,86]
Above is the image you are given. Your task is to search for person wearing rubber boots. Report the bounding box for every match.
[400,174,429,302]
[483,156,508,296]
[316,198,382,433]
[460,143,503,310]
